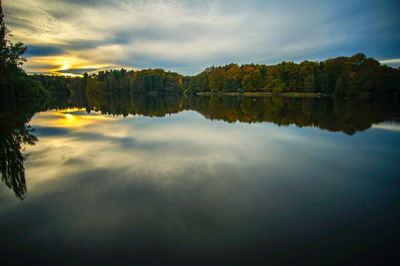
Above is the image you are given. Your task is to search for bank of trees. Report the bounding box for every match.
[187,54,400,96]
[87,69,184,96]
[129,69,184,94]
[35,69,185,99]
[84,69,184,96]
[25,53,400,98]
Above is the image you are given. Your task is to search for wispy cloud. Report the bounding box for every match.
[379,58,400,67]
[3,0,400,75]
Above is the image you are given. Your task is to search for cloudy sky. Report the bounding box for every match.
[3,0,400,75]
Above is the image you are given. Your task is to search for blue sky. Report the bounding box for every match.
[3,0,400,75]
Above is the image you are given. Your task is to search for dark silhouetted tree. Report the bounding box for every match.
[0,0,45,99]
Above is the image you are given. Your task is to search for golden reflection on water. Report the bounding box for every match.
[22,107,399,199]
[24,108,288,192]
[34,108,116,129]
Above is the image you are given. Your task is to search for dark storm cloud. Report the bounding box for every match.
[56,68,99,74]
[26,45,65,56]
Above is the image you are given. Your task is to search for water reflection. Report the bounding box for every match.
[187,96,400,135]
[1,95,399,264]
[1,95,399,199]
[86,94,400,135]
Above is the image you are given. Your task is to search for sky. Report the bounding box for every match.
[3,0,400,76]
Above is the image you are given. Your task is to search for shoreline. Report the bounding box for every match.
[194,92,396,98]
[196,92,325,97]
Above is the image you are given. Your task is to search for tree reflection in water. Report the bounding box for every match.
[0,101,39,200]
[84,94,400,135]
[0,95,399,199]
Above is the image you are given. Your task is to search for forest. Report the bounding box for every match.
[32,68,185,98]
[30,53,400,99]
[188,54,400,95]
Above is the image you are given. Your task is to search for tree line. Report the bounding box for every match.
[187,54,400,95]
[32,68,186,99]
[32,53,400,99]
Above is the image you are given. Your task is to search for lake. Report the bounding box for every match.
[1,95,400,265]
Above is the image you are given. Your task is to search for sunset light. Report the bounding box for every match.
[1,0,399,265]
[60,64,70,71]
[3,0,399,75]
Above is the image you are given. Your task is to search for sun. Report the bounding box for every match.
[60,64,70,71]
[65,113,74,120]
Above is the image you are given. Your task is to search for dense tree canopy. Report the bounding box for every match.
[187,54,400,96]
[35,68,185,100]
[35,53,399,99]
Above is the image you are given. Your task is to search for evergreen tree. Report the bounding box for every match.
[334,75,347,96]
[304,73,316,92]
[0,0,45,99]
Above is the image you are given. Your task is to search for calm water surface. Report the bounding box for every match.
[1,96,399,265]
